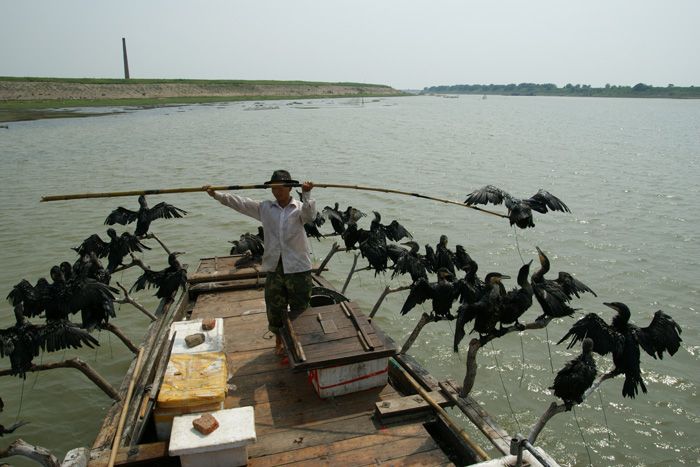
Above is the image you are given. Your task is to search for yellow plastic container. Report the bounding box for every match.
[157,352,228,408]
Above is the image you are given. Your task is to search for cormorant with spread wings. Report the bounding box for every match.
[131,252,188,299]
[464,185,570,229]
[73,227,151,273]
[105,194,187,237]
[0,304,99,379]
[531,247,596,319]
[557,302,682,398]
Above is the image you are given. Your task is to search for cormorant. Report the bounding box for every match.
[60,262,117,330]
[105,195,187,237]
[549,337,597,408]
[303,212,326,241]
[391,241,433,281]
[557,302,682,398]
[358,230,388,276]
[74,228,151,273]
[7,277,51,319]
[531,246,596,319]
[464,185,570,229]
[230,231,265,257]
[369,211,413,242]
[321,203,351,234]
[0,304,99,379]
[10,266,117,323]
[434,235,457,275]
[498,261,534,331]
[400,268,461,320]
[454,272,510,349]
[131,252,188,299]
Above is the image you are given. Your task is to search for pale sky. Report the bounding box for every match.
[2,0,697,90]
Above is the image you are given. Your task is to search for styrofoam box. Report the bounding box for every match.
[307,357,389,398]
[169,318,225,354]
[169,406,256,467]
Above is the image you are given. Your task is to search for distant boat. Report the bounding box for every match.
[482,94,487,100]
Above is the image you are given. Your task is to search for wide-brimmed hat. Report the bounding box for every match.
[264,170,298,185]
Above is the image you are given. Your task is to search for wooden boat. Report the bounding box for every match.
[89,248,560,466]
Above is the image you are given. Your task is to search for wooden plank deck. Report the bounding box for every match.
[188,266,456,466]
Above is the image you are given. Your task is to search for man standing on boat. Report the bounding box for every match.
[203,170,316,357]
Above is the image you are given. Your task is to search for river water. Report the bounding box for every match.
[1,95,698,466]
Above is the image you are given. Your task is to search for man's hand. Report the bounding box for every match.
[202,184,216,197]
[301,181,314,192]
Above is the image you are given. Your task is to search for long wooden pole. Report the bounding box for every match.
[108,348,144,467]
[40,183,508,219]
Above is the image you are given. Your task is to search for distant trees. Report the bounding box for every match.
[420,82,700,99]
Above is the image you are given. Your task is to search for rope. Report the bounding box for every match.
[573,405,594,466]
[491,340,522,434]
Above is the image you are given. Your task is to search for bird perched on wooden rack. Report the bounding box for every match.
[400,268,461,320]
[549,337,597,409]
[105,194,187,237]
[391,241,434,281]
[557,301,682,398]
[323,204,367,235]
[0,304,100,379]
[60,262,117,331]
[9,265,118,323]
[131,251,188,299]
[498,261,534,332]
[531,246,596,319]
[454,272,510,349]
[369,211,413,242]
[74,227,151,273]
[230,229,265,268]
[303,212,326,241]
[464,185,570,229]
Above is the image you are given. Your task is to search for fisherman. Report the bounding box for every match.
[203,170,316,357]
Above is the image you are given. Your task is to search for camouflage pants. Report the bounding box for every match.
[265,261,312,335]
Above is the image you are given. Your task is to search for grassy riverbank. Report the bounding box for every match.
[0,77,409,122]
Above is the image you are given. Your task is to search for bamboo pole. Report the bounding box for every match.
[108,348,144,467]
[40,183,509,219]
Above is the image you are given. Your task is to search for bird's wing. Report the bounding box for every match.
[386,220,413,242]
[526,189,571,214]
[556,272,597,299]
[400,278,432,315]
[454,301,482,351]
[147,202,188,221]
[130,270,159,293]
[105,207,137,225]
[38,320,100,353]
[6,279,50,318]
[464,185,509,206]
[74,234,109,257]
[65,278,117,315]
[636,310,682,359]
[556,313,619,355]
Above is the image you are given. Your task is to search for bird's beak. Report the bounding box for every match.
[499,274,511,281]
[603,302,617,311]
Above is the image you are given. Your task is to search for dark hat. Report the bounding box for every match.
[264,170,298,185]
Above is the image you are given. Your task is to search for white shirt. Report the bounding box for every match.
[214,191,317,273]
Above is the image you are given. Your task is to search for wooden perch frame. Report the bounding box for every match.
[0,358,121,401]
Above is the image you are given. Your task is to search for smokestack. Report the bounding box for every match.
[122,38,130,79]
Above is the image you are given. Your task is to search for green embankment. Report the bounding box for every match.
[0,77,409,122]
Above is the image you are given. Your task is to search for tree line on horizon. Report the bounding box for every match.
[421,82,699,99]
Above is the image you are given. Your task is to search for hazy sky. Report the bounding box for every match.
[2,0,697,90]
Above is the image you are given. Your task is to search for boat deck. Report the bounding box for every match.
[189,264,456,466]
[192,289,452,466]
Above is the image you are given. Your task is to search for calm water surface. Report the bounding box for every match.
[1,95,699,466]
